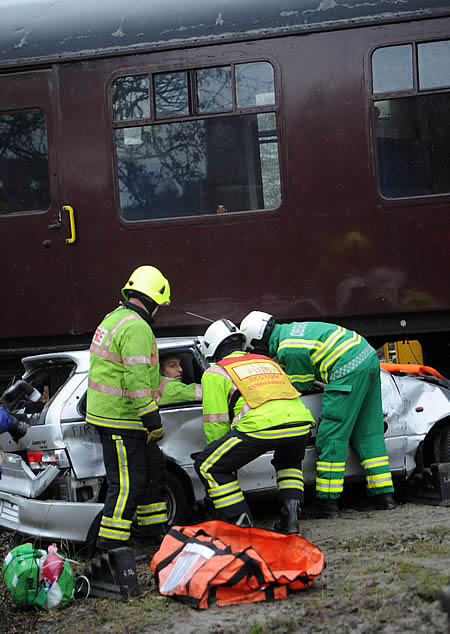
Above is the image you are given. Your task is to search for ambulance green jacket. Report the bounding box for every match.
[202,351,315,444]
[269,322,375,390]
[86,305,160,433]
[156,376,202,406]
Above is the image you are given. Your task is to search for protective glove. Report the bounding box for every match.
[146,428,164,443]
[0,407,12,434]
[140,410,164,443]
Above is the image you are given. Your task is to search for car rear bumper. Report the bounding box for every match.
[0,490,103,543]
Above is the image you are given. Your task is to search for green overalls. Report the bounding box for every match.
[269,322,394,500]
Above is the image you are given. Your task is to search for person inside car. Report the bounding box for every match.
[155,353,202,406]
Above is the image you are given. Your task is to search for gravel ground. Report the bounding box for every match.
[1,490,449,634]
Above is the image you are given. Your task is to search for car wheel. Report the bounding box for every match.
[165,469,189,525]
[432,422,450,463]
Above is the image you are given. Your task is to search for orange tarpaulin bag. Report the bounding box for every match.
[150,520,325,609]
[380,363,444,380]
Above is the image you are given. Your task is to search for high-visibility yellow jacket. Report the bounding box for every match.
[201,351,315,444]
[156,376,202,406]
[86,305,159,433]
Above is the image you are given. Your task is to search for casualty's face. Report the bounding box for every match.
[161,356,183,380]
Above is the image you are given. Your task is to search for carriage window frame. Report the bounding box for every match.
[371,39,450,200]
[110,61,281,222]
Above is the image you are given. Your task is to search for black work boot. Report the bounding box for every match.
[96,537,129,552]
[274,499,300,534]
[304,498,340,519]
[371,493,395,510]
[131,523,169,545]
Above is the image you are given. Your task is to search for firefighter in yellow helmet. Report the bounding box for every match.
[86,265,171,551]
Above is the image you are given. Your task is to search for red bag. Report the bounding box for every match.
[151,520,325,609]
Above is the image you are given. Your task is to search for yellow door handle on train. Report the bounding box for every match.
[63,205,77,244]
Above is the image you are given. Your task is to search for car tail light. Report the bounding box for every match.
[27,450,43,464]
[27,449,70,471]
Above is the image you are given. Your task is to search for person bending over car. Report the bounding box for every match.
[240,312,395,519]
[86,265,171,551]
[155,353,202,406]
[194,319,315,534]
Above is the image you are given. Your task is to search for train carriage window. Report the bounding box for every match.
[154,72,189,119]
[112,75,150,121]
[236,62,275,107]
[372,41,450,199]
[418,41,450,90]
[0,109,50,215]
[372,45,413,94]
[112,61,280,220]
[196,66,232,113]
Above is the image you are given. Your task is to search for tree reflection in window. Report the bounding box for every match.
[112,75,150,121]
[115,113,280,220]
[0,109,50,214]
[154,72,189,119]
[112,61,280,219]
[197,67,232,113]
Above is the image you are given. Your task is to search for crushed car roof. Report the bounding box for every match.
[21,336,201,375]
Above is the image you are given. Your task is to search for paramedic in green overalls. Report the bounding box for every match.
[194,319,315,533]
[240,312,395,519]
[155,353,202,406]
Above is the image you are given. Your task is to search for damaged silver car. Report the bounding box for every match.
[0,338,449,550]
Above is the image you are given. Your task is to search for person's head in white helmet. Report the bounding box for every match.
[240,311,275,354]
[201,319,246,362]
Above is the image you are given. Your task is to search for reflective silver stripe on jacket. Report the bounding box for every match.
[88,378,153,399]
[329,345,375,381]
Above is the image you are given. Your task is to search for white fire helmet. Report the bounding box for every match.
[240,311,274,350]
[201,319,245,360]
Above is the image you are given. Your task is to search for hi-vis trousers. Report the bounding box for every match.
[194,422,311,519]
[315,353,394,500]
[97,431,168,545]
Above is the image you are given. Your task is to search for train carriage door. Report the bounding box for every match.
[0,70,73,338]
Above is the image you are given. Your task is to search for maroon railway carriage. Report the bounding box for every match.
[0,0,449,378]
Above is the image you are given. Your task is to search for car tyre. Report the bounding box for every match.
[165,469,189,526]
[432,422,450,463]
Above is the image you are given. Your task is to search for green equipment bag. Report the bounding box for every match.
[3,543,74,608]
[3,543,48,607]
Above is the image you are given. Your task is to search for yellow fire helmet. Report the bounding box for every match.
[121,265,171,306]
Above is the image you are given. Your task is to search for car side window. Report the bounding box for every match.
[78,347,205,416]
